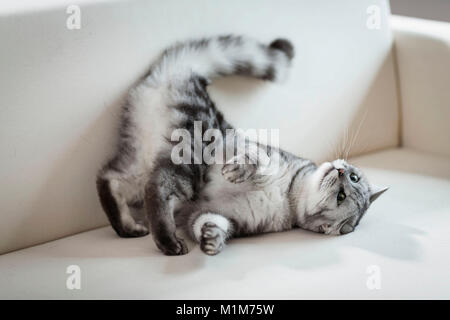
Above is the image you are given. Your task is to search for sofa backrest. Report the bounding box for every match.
[0,0,399,254]
[392,16,450,158]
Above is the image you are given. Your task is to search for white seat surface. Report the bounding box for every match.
[1,148,449,299]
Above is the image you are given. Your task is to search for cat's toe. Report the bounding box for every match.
[222,164,246,183]
[200,223,225,256]
[200,238,223,255]
[176,238,189,255]
[222,163,238,174]
[156,236,189,256]
[202,242,223,256]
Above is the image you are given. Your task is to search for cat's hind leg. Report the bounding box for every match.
[192,213,232,256]
[96,169,149,238]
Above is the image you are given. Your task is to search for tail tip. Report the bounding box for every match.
[269,38,295,60]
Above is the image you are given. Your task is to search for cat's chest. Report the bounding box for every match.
[201,165,291,233]
[201,165,265,199]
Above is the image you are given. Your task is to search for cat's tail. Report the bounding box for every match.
[145,35,294,86]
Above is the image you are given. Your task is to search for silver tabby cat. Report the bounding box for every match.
[97,35,387,256]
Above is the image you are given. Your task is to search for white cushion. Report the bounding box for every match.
[1,148,449,299]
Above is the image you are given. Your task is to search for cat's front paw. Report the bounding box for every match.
[222,160,256,184]
[200,222,226,256]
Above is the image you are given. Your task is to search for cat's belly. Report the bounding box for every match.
[130,85,175,168]
[201,165,292,235]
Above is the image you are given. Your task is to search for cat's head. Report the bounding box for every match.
[300,159,387,235]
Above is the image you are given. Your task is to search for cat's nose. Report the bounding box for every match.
[338,168,345,177]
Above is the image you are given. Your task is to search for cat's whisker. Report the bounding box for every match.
[339,127,349,160]
[344,126,355,160]
[344,127,351,159]
[346,107,369,160]
[339,130,344,160]
[334,135,342,161]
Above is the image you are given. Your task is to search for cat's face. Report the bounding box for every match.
[301,159,387,235]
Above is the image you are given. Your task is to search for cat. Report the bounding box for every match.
[96,35,387,256]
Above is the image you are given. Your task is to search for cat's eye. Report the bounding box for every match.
[350,173,359,183]
[337,191,346,205]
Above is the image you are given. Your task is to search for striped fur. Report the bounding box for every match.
[96,35,386,256]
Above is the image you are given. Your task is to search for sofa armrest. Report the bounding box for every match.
[391,15,450,157]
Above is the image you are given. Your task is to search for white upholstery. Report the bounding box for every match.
[0,148,449,299]
[0,0,398,253]
[391,16,450,157]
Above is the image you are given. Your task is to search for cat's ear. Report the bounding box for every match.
[369,185,388,203]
